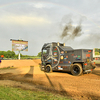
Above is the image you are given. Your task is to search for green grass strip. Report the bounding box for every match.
[0,86,71,100]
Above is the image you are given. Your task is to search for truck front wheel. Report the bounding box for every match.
[46,65,52,73]
[71,63,83,76]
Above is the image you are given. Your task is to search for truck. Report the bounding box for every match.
[41,42,96,76]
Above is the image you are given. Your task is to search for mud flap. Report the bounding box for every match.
[84,63,96,70]
[83,62,96,73]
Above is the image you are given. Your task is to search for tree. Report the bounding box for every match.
[37,52,41,57]
[6,50,12,58]
[11,51,16,58]
[0,51,7,58]
[6,50,15,58]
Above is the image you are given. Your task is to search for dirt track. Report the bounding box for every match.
[0,59,100,100]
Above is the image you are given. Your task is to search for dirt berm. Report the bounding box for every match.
[0,59,100,100]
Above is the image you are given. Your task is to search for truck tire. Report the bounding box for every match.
[71,63,83,76]
[46,65,52,73]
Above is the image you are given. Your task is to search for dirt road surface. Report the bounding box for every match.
[0,59,100,100]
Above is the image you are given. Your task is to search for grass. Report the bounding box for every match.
[0,86,71,100]
[20,56,41,59]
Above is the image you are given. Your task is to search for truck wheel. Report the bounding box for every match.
[71,63,83,76]
[46,65,52,73]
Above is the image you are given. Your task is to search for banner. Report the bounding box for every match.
[12,40,28,51]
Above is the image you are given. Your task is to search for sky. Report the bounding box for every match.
[0,0,100,56]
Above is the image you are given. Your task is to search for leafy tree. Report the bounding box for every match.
[6,50,15,58]
[11,51,16,58]
[37,52,41,57]
[20,53,23,57]
[14,53,22,59]
[6,50,12,58]
[15,54,18,59]
[0,51,7,58]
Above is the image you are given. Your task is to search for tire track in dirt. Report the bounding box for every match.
[0,60,100,100]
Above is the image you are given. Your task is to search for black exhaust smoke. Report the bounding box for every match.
[60,15,84,41]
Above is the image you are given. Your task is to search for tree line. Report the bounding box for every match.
[0,50,15,58]
[0,50,41,59]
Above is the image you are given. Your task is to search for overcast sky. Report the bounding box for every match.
[0,0,100,56]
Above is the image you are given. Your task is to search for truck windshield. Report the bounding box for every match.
[42,47,50,55]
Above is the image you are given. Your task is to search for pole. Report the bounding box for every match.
[18,51,20,60]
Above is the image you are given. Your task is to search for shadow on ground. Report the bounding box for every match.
[39,64,70,96]
[92,68,100,76]
[24,66,34,78]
